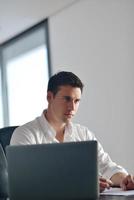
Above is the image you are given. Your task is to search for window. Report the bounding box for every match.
[0,20,51,127]
[0,67,3,127]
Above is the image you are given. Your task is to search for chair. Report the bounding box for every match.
[0,126,18,199]
[0,126,18,153]
[0,144,8,198]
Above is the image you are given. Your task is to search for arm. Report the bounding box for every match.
[10,125,37,145]
[99,172,134,192]
[110,172,127,187]
[85,129,134,191]
[111,172,134,190]
[99,177,113,192]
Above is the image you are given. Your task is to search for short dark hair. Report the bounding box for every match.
[47,71,84,95]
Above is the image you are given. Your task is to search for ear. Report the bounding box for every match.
[47,91,53,103]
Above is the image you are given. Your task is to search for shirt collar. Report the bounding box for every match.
[39,110,73,141]
[40,110,56,137]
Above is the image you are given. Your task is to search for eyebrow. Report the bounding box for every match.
[63,96,81,101]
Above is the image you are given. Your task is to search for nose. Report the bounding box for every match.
[68,100,75,111]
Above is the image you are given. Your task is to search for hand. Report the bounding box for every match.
[99,177,113,192]
[120,174,134,190]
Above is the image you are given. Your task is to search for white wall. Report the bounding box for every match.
[49,0,134,173]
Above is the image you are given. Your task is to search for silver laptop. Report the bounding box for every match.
[6,141,99,200]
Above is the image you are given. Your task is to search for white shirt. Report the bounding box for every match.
[10,112,128,179]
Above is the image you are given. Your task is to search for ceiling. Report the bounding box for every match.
[0,0,76,44]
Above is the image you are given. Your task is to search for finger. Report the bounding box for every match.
[127,175,134,184]
[120,175,132,190]
[120,183,127,191]
[132,176,134,184]
[120,178,127,190]
[127,175,132,182]
[100,186,105,193]
[125,175,134,190]
[100,182,109,193]
[106,179,114,186]
[99,177,113,185]
[126,183,134,190]
[100,181,109,188]
[99,177,107,182]
[123,175,134,185]
[100,180,112,189]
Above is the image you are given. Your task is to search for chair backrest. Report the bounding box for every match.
[0,126,18,153]
[0,126,18,198]
[0,144,8,198]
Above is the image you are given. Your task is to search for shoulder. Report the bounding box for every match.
[10,116,42,145]
[15,116,40,133]
[71,122,96,141]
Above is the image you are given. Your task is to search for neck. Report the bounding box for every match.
[44,109,66,135]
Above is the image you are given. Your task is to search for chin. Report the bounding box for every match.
[67,118,72,123]
[63,118,71,123]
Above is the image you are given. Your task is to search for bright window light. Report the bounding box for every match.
[0,72,3,127]
[6,45,49,126]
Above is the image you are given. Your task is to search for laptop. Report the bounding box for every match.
[6,141,99,200]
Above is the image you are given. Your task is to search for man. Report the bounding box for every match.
[10,71,134,192]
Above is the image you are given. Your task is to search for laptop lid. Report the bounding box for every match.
[6,141,99,200]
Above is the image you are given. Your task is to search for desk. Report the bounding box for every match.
[100,195,134,200]
[0,197,133,200]
[0,196,134,200]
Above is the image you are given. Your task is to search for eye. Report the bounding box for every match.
[75,99,80,104]
[64,96,71,102]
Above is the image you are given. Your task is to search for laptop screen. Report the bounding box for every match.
[6,141,99,200]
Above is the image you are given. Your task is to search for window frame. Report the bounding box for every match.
[0,19,51,127]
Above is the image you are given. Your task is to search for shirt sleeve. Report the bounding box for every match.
[10,125,37,145]
[86,129,128,179]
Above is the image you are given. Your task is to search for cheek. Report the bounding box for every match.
[75,103,80,111]
[54,100,66,109]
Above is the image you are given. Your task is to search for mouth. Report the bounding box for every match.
[64,113,74,118]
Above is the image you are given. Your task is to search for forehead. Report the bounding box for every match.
[57,85,81,98]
